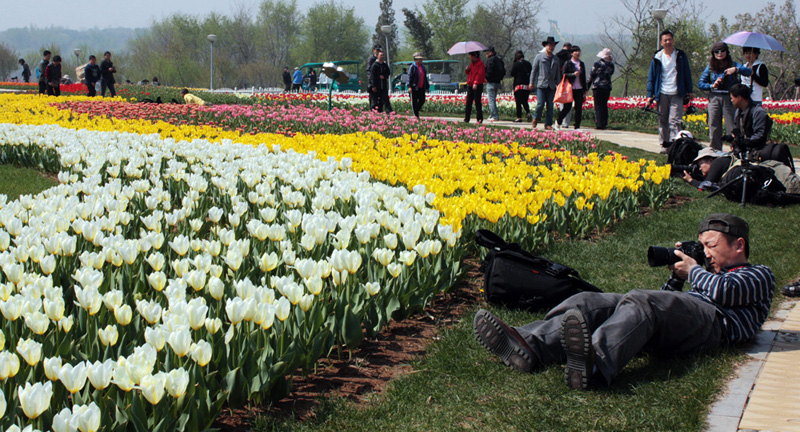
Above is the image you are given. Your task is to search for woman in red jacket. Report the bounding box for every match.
[464,51,486,124]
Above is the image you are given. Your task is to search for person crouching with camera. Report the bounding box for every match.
[474,213,774,390]
[725,84,793,170]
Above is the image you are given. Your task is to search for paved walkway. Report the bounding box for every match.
[425,114,800,431]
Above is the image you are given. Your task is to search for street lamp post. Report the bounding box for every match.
[380,25,392,92]
[652,9,668,50]
[207,34,217,90]
[73,48,81,67]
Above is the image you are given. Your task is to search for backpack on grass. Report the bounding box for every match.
[476,229,602,311]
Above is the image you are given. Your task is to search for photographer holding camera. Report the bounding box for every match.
[474,213,774,390]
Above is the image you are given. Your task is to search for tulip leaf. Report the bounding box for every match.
[130,395,150,432]
[342,304,364,348]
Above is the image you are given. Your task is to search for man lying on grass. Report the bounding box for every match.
[475,213,774,390]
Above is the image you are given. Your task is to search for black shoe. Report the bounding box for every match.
[561,308,593,390]
[782,280,800,297]
[526,113,532,122]
[474,309,538,372]
[513,118,523,123]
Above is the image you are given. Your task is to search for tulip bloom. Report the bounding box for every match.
[17,381,53,419]
[165,368,189,398]
[57,361,89,394]
[138,373,166,405]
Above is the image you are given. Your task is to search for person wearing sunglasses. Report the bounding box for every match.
[698,42,752,150]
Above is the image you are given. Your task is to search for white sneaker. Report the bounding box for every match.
[554,123,561,131]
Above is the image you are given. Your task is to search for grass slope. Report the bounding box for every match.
[0,164,57,200]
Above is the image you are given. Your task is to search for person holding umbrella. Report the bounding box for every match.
[464,51,486,124]
[741,47,768,106]
[407,52,429,119]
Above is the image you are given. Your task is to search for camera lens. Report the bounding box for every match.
[647,246,680,267]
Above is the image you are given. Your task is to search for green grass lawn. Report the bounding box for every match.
[0,164,58,200]
[254,144,800,432]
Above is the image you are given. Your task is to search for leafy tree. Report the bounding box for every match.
[402,8,434,59]
[257,0,302,75]
[297,1,369,63]
[0,42,18,81]
[372,0,398,62]
[422,0,470,57]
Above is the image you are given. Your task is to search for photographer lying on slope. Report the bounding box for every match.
[474,214,774,390]
[678,84,797,192]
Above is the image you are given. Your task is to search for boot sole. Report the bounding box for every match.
[474,310,534,372]
[561,309,591,390]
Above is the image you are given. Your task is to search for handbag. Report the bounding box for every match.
[476,229,601,311]
[554,75,574,104]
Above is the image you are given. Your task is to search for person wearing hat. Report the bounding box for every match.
[291,67,304,92]
[484,46,505,122]
[646,30,694,151]
[680,147,728,189]
[407,52,430,119]
[589,48,615,129]
[698,42,752,150]
[474,213,774,390]
[529,36,561,130]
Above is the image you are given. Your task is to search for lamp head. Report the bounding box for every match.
[652,9,668,21]
[207,34,217,43]
[380,25,392,35]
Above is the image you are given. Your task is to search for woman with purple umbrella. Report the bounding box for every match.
[741,47,769,106]
[697,42,751,150]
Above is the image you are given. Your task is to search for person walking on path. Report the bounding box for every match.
[366,44,382,110]
[37,51,51,95]
[291,67,303,92]
[698,42,751,150]
[556,42,573,127]
[741,47,768,106]
[530,36,561,130]
[484,46,505,122]
[557,46,586,129]
[306,68,317,92]
[282,67,292,92]
[84,55,101,97]
[370,51,392,113]
[474,213,774,390]
[100,51,117,97]
[18,59,31,83]
[589,48,615,130]
[464,51,486,124]
[407,52,429,119]
[646,30,694,151]
[509,50,533,123]
[45,55,62,96]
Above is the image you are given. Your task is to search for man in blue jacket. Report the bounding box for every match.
[646,30,694,151]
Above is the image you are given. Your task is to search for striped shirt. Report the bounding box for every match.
[686,264,775,344]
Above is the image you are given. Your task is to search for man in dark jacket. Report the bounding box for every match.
[730,84,771,151]
[45,55,62,96]
[407,52,430,119]
[484,46,505,122]
[19,59,31,83]
[282,67,292,92]
[370,51,392,113]
[509,50,532,122]
[84,55,101,97]
[366,44,382,110]
[646,30,694,150]
[37,51,51,94]
[556,42,572,68]
[100,51,117,97]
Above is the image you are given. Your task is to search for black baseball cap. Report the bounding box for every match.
[699,213,749,255]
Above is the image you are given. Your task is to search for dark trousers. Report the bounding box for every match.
[514,290,723,384]
[464,84,484,122]
[291,83,302,92]
[410,88,426,118]
[47,84,61,96]
[38,81,48,94]
[372,89,392,113]
[284,82,291,92]
[557,89,585,128]
[593,88,611,129]
[86,82,97,97]
[514,89,531,118]
[101,80,116,97]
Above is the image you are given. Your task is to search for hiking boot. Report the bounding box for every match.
[782,280,800,297]
[474,309,538,372]
[545,125,554,131]
[531,119,538,129]
[561,308,593,390]
[526,113,533,122]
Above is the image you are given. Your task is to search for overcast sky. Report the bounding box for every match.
[0,0,769,37]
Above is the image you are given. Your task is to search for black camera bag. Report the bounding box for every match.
[476,229,602,311]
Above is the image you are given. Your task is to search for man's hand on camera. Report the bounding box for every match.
[670,248,700,280]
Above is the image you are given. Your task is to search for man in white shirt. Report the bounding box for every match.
[646,30,694,151]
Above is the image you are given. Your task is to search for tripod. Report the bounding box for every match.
[706,149,760,208]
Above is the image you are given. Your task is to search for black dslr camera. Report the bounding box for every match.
[647,241,706,291]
